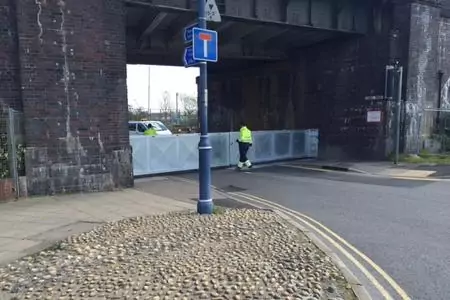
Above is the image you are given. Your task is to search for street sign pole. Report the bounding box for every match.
[394,65,403,165]
[197,0,213,214]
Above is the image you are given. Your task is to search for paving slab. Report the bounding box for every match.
[0,187,195,266]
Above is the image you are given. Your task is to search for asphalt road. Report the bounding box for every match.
[178,164,450,300]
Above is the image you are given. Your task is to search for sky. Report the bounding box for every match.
[126,65,199,111]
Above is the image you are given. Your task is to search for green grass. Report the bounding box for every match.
[212,206,226,215]
[395,150,450,164]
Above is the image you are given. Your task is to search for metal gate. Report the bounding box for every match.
[422,108,450,153]
[0,108,25,199]
[130,129,318,176]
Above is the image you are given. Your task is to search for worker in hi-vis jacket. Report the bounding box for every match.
[236,121,253,170]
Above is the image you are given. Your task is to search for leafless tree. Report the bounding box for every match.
[181,94,197,127]
[160,91,172,121]
[182,94,197,115]
[128,105,148,121]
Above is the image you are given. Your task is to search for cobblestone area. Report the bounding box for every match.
[0,209,356,300]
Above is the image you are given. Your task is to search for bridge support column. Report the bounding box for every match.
[13,0,133,195]
[403,1,442,154]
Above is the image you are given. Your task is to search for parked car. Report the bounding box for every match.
[128,121,148,135]
[128,121,173,136]
[141,121,173,136]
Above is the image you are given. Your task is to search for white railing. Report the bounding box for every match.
[130,129,318,176]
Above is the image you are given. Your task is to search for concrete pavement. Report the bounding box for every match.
[0,186,194,265]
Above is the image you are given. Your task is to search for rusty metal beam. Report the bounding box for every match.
[139,12,168,49]
[142,13,167,38]
[262,28,297,48]
[125,0,193,13]
[126,0,366,35]
[219,24,264,46]
[223,43,287,59]
[212,21,236,32]
[243,27,290,45]
[164,14,196,43]
[163,20,236,51]
[127,48,286,64]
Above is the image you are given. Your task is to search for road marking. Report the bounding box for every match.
[282,164,450,182]
[282,164,370,174]
[282,164,339,173]
[382,169,436,178]
[231,191,411,300]
[229,192,392,300]
[390,176,450,182]
[177,163,449,182]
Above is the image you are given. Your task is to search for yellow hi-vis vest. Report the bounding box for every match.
[239,126,252,144]
[144,128,157,137]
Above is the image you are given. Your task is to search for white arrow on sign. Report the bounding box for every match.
[205,0,221,22]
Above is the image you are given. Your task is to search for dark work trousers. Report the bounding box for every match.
[238,142,250,163]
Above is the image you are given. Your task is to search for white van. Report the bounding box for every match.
[141,121,173,136]
[128,121,172,136]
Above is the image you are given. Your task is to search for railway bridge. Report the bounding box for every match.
[0,0,448,195]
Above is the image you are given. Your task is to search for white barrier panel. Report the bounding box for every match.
[305,129,319,157]
[210,132,231,168]
[131,129,319,176]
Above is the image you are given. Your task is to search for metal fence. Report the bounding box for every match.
[130,129,318,176]
[0,108,25,199]
[422,108,450,153]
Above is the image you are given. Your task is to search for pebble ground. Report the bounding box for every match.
[0,209,356,300]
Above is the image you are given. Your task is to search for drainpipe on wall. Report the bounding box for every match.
[437,70,444,126]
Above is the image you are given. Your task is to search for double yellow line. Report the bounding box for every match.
[228,191,411,300]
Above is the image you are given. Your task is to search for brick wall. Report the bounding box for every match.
[0,0,22,111]
[302,33,391,159]
[208,0,450,159]
[208,61,300,132]
[14,0,132,195]
[208,1,402,160]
